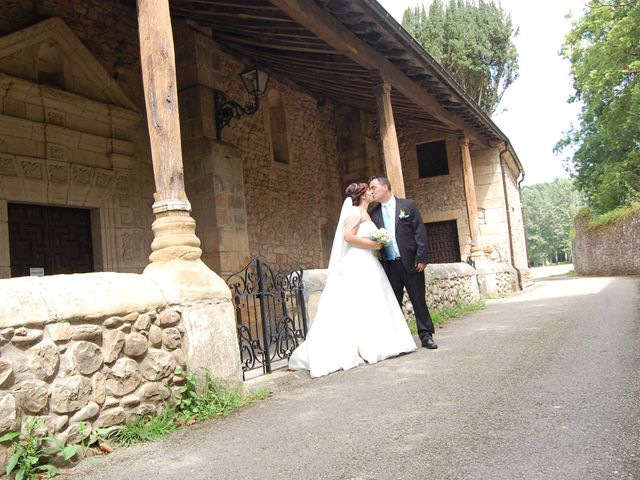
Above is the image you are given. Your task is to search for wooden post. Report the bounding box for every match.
[137,0,201,263]
[460,135,483,260]
[372,77,405,198]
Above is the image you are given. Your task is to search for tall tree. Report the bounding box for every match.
[522,179,584,265]
[555,0,640,213]
[402,0,519,115]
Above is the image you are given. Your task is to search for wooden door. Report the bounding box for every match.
[425,220,461,264]
[8,204,94,277]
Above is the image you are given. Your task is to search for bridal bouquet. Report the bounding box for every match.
[370,227,391,247]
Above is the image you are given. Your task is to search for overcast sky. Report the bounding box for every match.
[377,0,587,186]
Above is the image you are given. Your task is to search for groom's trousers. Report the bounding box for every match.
[383,259,435,341]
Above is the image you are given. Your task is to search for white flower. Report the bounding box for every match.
[399,209,409,219]
[370,227,391,247]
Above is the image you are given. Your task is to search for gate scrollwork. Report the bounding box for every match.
[226,259,308,379]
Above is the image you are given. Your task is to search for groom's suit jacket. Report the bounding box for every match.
[369,197,429,274]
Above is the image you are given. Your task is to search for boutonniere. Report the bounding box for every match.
[399,209,410,219]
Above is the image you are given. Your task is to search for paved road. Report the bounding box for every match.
[67,274,640,480]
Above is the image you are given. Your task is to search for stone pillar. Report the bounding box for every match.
[459,135,483,262]
[0,200,9,278]
[137,0,201,264]
[174,23,251,275]
[372,77,405,198]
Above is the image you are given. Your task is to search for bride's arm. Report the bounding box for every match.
[343,216,382,249]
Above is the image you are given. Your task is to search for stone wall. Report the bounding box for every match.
[0,3,156,277]
[418,263,480,313]
[0,265,241,469]
[471,146,511,263]
[397,126,470,260]
[502,152,532,285]
[572,209,640,275]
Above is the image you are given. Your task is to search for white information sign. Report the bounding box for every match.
[29,267,45,277]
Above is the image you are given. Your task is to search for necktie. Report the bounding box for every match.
[382,204,393,260]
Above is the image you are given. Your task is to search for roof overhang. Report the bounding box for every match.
[169,0,522,174]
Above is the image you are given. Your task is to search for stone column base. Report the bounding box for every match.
[143,259,241,381]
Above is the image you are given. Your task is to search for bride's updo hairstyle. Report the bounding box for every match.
[345,182,368,206]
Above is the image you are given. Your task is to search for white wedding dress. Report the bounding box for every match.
[289,204,417,378]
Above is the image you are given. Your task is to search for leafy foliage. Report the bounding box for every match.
[0,374,268,478]
[1,419,59,480]
[0,419,112,480]
[174,369,265,422]
[556,1,640,213]
[402,0,519,115]
[522,179,585,265]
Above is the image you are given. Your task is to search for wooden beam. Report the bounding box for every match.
[138,0,202,263]
[269,0,485,146]
[373,78,405,198]
[459,135,481,248]
[138,0,188,208]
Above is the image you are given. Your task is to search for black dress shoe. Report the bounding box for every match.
[422,335,438,349]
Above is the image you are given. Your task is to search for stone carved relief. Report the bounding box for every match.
[19,159,44,179]
[120,232,138,262]
[0,155,17,176]
[71,165,92,185]
[47,161,69,184]
[48,144,67,161]
[94,169,114,188]
[115,172,130,191]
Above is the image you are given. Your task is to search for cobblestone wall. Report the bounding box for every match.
[572,209,640,275]
[407,263,480,316]
[0,268,239,471]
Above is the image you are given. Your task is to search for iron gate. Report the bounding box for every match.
[226,259,308,379]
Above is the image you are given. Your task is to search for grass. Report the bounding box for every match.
[110,409,177,447]
[109,370,269,448]
[408,299,487,334]
[578,202,640,230]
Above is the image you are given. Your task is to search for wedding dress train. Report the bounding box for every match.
[289,220,417,378]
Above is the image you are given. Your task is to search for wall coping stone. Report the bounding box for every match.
[0,273,165,329]
[423,262,476,282]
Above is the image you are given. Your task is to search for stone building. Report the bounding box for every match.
[0,0,530,284]
[0,0,531,447]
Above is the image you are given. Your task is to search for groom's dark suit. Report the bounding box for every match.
[370,197,435,344]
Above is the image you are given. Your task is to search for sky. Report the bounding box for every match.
[377,0,587,186]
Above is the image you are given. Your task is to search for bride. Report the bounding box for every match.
[289,182,417,378]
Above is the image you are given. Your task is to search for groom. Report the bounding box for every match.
[369,176,437,349]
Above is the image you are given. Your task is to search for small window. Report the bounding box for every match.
[417,140,449,178]
[268,90,290,164]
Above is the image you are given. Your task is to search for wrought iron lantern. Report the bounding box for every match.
[214,63,269,139]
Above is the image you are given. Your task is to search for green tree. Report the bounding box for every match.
[522,179,584,265]
[555,0,640,213]
[402,0,519,115]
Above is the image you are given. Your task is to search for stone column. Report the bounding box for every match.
[137,0,201,264]
[173,23,251,275]
[372,77,405,198]
[459,135,483,261]
[0,200,10,278]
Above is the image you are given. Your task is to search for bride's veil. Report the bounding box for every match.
[327,197,362,274]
